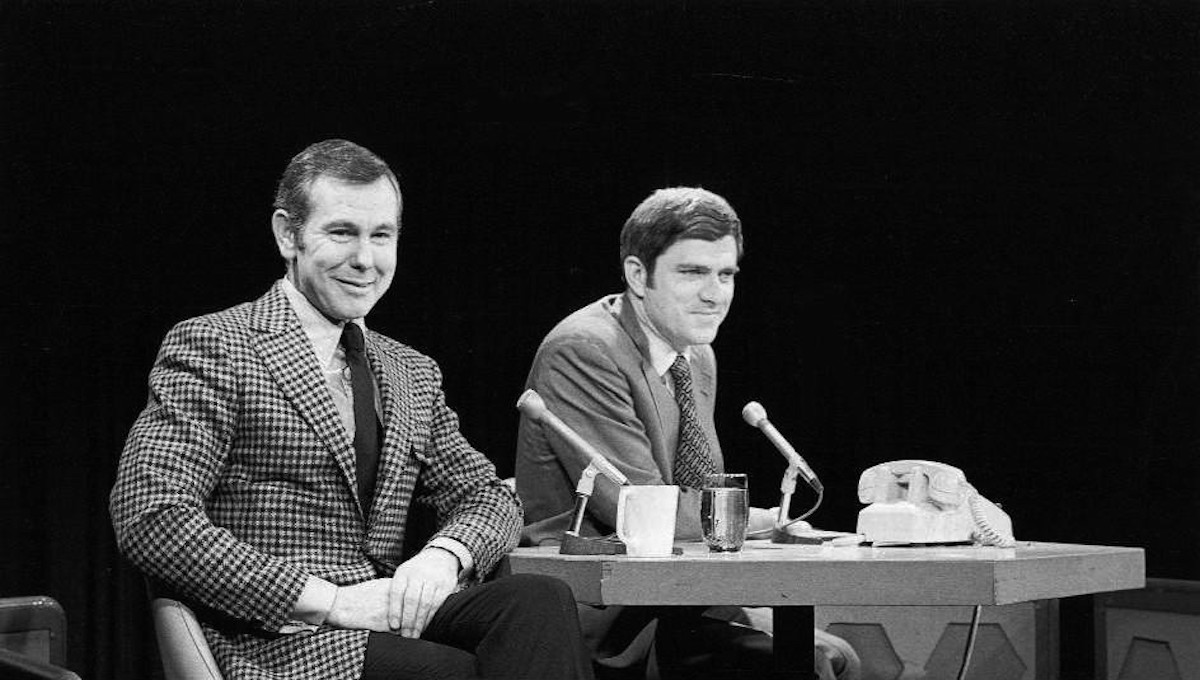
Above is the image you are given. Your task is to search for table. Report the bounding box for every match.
[506,540,1145,678]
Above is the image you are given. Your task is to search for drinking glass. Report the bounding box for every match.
[701,473,749,552]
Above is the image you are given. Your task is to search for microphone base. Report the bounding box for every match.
[559,531,627,555]
[771,527,824,545]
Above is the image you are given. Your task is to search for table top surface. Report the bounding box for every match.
[506,540,1145,607]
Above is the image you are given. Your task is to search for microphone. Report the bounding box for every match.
[742,401,822,492]
[517,390,630,486]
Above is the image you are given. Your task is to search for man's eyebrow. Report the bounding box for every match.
[672,263,740,274]
[319,220,397,231]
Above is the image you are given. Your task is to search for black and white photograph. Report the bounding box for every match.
[2,1,1197,679]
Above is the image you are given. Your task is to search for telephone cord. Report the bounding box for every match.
[955,605,983,680]
[965,486,1015,548]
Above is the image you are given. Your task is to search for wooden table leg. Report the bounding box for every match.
[771,605,817,680]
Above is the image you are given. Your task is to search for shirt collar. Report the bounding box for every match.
[627,294,692,378]
[280,277,367,369]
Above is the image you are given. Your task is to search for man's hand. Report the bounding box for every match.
[749,506,780,535]
[326,578,394,632]
[388,548,460,638]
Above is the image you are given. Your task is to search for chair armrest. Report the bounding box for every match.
[150,597,224,680]
[0,647,81,680]
[0,596,68,665]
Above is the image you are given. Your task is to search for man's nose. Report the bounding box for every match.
[348,237,374,269]
[698,275,730,303]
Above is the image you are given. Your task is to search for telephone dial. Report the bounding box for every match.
[856,460,1015,547]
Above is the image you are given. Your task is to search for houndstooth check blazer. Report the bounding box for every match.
[110,281,521,679]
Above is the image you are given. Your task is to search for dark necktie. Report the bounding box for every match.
[669,355,717,489]
[341,323,381,511]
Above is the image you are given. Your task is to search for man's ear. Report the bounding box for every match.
[271,210,299,260]
[624,256,648,298]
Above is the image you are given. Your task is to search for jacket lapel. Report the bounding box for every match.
[614,293,678,441]
[691,347,716,403]
[249,283,361,511]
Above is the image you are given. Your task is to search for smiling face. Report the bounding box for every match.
[272,174,401,321]
[625,235,739,351]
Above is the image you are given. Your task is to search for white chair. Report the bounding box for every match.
[148,587,223,680]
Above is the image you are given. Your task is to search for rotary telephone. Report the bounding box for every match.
[855,460,1015,547]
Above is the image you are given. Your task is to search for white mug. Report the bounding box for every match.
[615,485,679,557]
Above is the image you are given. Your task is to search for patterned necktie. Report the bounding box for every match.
[341,323,381,512]
[669,355,717,489]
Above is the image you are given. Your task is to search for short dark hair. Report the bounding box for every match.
[619,187,743,282]
[273,139,401,241]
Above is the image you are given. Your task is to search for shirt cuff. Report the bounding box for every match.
[282,575,338,633]
[426,537,475,579]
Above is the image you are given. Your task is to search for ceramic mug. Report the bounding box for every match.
[615,485,679,557]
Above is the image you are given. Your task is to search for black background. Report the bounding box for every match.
[2,1,1197,677]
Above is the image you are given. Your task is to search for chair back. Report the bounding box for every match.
[0,596,81,679]
[148,590,224,680]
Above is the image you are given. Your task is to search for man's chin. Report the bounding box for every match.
[325,299,377,321]
[685,332,719,347]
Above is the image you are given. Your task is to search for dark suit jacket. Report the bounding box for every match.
[111,281,520,680]
[516,292,724,546]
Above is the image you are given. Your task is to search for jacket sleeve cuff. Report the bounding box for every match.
[426,537,475,580]
[283,575,338,632]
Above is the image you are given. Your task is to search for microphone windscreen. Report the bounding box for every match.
[742,401,768,427]
[516,389,547,420]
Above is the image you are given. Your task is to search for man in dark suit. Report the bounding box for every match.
[515,187,859,679]
[110,139,593,680]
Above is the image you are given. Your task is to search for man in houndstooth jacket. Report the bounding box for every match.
[111,139,593,680]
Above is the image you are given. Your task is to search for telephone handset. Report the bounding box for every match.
[855,460,1015,547]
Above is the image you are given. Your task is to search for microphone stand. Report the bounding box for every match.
[568,464,600,535]
[771,463,825,544]
[771,464,802,543]
[741,401,825,543]
[774,465,799,535]
[560,461,627,555]
[515,389,630,555]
